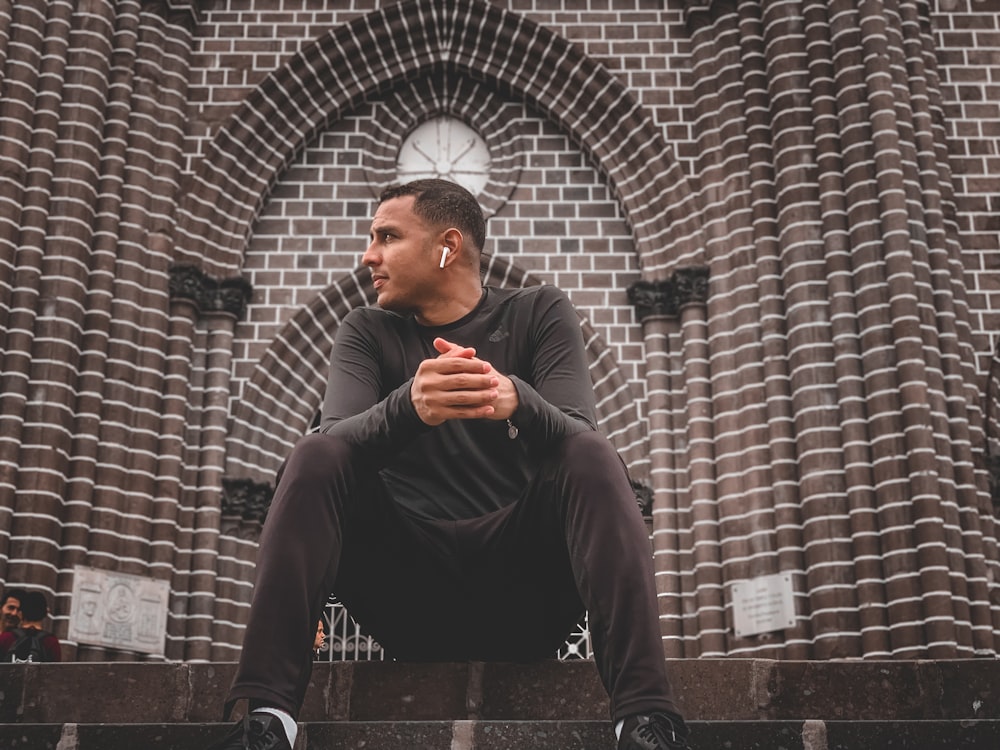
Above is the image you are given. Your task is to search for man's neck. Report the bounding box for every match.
[415,281,484,327]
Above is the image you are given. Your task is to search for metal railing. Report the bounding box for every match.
[316,598,592,662]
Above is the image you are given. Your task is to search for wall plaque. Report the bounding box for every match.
[67,566,170,656]
[731,572,796,638]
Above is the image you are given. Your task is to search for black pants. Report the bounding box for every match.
[227,430,679,723]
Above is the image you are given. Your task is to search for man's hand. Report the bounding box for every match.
[410,337,519,425]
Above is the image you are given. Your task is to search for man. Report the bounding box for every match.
[208,179,691,750]
[0,590,61,662]
[1,588,25,632]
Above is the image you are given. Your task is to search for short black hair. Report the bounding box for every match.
[378,179,486,253]
[20,591,48,622]
[1,587,26,608]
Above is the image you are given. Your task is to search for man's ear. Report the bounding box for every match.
[441,227,464,257]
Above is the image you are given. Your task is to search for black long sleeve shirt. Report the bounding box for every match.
[319,285,597,520]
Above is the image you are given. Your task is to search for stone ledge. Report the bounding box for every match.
[0,658,997,725]
[2,720,999,750]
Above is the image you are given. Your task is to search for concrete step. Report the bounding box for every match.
[1,659,998,749]
[2,720,1000,750]
[2,659,997,724]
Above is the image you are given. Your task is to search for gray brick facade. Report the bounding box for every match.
[1,0,1000,663]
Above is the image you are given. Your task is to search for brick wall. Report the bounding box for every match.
[2,0,1000,662]
[187,1,1000,371]
[935,7,1000,349]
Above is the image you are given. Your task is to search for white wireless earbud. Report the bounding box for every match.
[439,247,449,268]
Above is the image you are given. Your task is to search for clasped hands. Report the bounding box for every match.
[410,337,518,426]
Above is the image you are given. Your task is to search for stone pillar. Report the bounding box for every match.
[179,270,252,661]
[629,268,718,657]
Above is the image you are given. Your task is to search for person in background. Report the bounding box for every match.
[0,590,61,662]
[312,619,325,659]
[0,588,25,632]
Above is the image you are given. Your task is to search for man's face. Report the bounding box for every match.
[363,195,443,316]
[1,597,21,629]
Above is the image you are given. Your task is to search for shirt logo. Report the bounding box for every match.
[488,326,509,343]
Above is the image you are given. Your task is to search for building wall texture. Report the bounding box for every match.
[1,0,1000,663]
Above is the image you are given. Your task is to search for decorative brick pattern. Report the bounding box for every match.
[0,2,199,658]
[662,0,998,660]
[1,0,999,666]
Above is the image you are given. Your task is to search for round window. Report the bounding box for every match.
[396,116,491,196]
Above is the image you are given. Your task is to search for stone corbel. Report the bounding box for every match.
[673,266,710,308]
[169,265,253,321]
[221,477,275,524]
[627,266,709,323]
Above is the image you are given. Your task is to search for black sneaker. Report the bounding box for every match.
[618,711,690,750]
[206,713,292,750]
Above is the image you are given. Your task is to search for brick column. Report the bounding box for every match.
[0,0,47,343]
[760,2,864,660]
[680,0,1000,658]
[160,265,252,660]
[15,0,120,611]
[679,274,727,657]
[183,275,252,662]
[101,3,195,580]
[54,4,187,660]
[630,269,722,656]
[861,2,957,657]
[629,278,685,656]
[56,2,142,662]
[142,3,199,660]
[802,0,891,658]
[0,2,13,72]
[0,0,201,657]
[4,1,90,594]
[896,0,997,654]
[158,271,199,661]
[689,6,805,658]
[0,0,68,585]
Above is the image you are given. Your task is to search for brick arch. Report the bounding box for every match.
[173,0,703,280]
[225,256,649,485]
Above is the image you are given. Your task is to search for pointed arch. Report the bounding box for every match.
[173,0,704,281]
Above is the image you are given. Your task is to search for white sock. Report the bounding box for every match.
[253,707,297,746]
[615,718,625,740]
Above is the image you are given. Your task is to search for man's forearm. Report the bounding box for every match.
[507,375,595,444]
[318,380,429,459]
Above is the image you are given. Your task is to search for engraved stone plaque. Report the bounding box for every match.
[67,566,170,656]
[731,572,796,638]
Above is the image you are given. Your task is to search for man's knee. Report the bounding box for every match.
[552,430,623,475]
[542,431,634,503]
[277,432,356,486]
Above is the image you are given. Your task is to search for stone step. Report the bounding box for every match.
[2,658,997,725]
[2,720,999,750]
